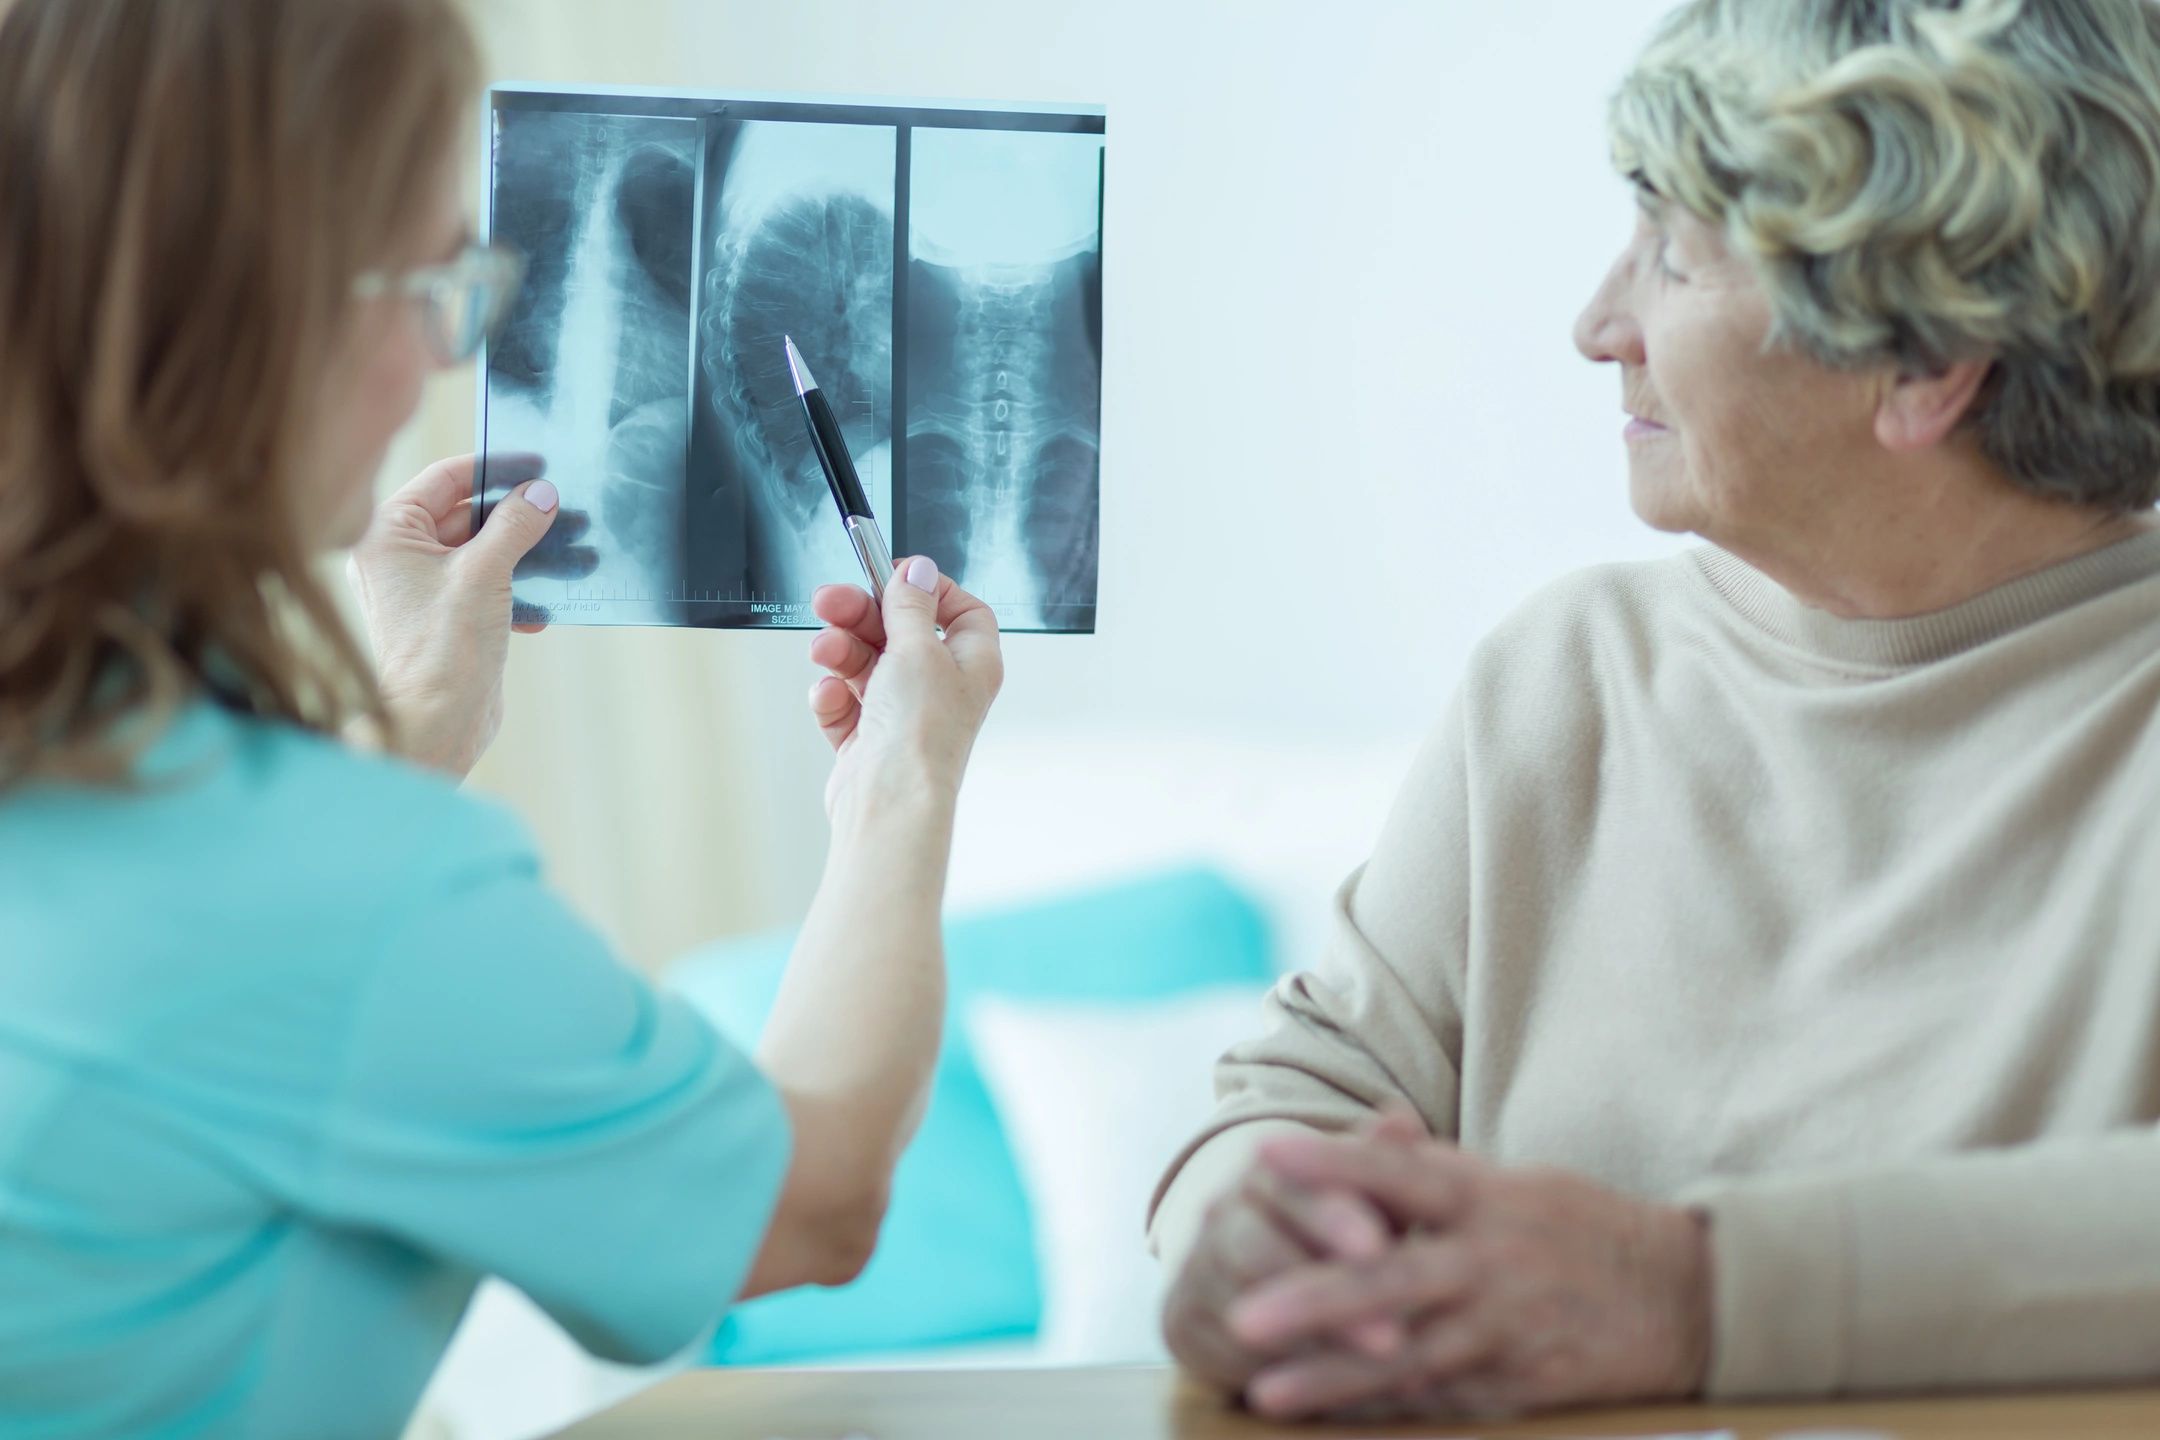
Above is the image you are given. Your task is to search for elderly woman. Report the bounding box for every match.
[0,0,999,1435]
[1135,0,2160,1423]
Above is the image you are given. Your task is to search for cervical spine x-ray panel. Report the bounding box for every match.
[479,89,1106,633]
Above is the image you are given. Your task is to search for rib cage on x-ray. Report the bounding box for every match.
[485,109,697,625]
[480,90,1104,632]
[691,120,895,608]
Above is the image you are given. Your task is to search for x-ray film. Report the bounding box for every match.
[477,87,1106,633]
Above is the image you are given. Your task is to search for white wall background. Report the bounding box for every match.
[397,0,1697,963]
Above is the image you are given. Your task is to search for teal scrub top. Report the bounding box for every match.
[0,699,792,1439]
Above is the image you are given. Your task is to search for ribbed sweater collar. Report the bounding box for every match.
[1691,527,2160,670]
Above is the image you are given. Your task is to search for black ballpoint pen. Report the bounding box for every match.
[784,335,895,596]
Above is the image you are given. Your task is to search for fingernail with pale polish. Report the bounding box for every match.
[526,480,559,513]
[905,555,939,593]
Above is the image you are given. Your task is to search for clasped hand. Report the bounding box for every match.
[1163,1112,1715,1424]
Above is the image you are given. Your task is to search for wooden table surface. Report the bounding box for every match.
[549,1365,2160,1439]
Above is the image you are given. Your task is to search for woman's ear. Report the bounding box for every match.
[1876,358,1993,453]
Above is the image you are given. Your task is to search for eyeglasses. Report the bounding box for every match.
[352,242,526,365]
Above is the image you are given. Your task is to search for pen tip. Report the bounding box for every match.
[783,335,815,396]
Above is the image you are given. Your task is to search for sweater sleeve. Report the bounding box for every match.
[1683,1129,2160,1398]
[1148,696,1476,1261]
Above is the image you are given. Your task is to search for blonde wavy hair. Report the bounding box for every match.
[1611,0,2160,511]
[0,0,478,790]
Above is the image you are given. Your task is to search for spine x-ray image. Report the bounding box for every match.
[908,128,1102,631]
[691,121,895,616]
[484,106,698,625]
[479,88,1106,633]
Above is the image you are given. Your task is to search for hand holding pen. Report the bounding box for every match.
[806,558,1003,821]
[783,335,1002,812]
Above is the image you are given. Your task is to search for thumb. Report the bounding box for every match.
[880,554,943,644]
[464,479,559,578]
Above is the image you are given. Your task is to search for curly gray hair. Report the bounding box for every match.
[1611,0,2160,511]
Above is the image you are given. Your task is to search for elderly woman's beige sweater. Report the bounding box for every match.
[1151,529,2160,1400]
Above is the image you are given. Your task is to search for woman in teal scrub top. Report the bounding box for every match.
[0,1,1000,1436]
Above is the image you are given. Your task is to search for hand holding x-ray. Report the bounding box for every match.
[350,452,599,777]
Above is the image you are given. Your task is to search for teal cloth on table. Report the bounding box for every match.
[667,867,1275,1364]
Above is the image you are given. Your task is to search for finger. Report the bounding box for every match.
[929,567,994,632]
[476,451,548,492]
[509,505,591,559]
[1259,1134,1476,1229]
[812,583,885,650]
[1337,1106,1430,1342]
[1243,1167,1391,1263]
[1344,1317,1408,1361]
[516,543,600,582]
[1245,1349,1403,1422]
[1248,1320,1507,1426]
[1239,1170,1407,1356]
[511,599,554,628]
[511,620,548,635]
[460,454,554,545]
[1402,1314,1500,1393]
[1205,1190,1315,1292]
[808,624,879,689]
[810,675,860,752]
[1228,1234,1477,1353]
[879,555,945,646]
[928,569,1002,679]
[541,507,591,544]
[461,479,560,580]
[387,454,480,523]
[1365,1106,1430,1146]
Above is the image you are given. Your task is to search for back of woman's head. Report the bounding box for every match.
[1611,0,2160,511]
[0,0,478,789]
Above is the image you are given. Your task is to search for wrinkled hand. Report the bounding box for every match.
[805,556,1003,821]
[1161,1122,1420,1398]
[348,453,597,779]
[1226,1128,1714,1423]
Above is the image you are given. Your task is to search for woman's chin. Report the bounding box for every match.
[1626,465,1705,536]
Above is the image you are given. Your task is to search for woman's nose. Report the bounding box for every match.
[1573,259,1644,367]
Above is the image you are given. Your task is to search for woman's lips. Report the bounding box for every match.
[1625,416,1670,442]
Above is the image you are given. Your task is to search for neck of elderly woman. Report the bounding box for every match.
[1716,445,2158,624]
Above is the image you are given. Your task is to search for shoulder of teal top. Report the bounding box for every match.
[266,702,529,823]
[21,695,550,914]
[233,702,538,887]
